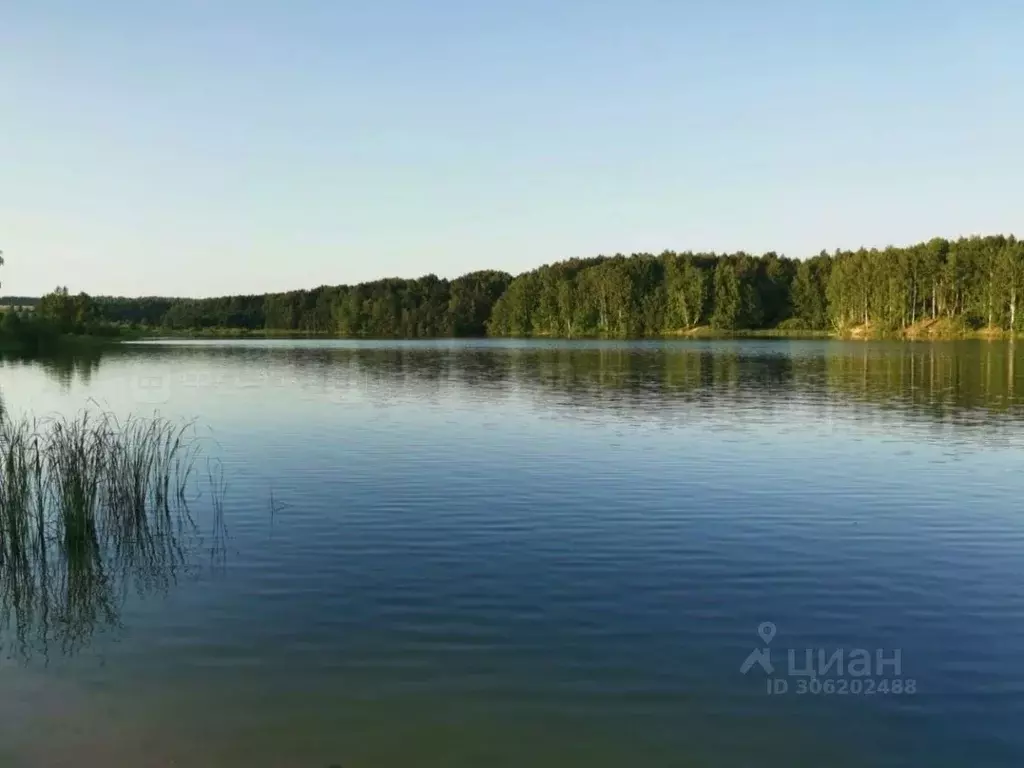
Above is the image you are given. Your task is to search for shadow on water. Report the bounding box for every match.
[0,404,226,661]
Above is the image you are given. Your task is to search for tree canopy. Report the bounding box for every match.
[6,235,1024,338]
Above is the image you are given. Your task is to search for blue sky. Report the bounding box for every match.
[2,0,1021,297]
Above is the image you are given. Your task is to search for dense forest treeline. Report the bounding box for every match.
[485,234,1024,336]
[5,235,1024,342]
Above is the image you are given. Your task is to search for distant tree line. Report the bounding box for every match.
[488,235,1024,336]
[0,296,39,309]
[75,271,514,336]
[5,235,1024,340]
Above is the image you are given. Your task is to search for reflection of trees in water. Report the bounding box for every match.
[0,409,225,660]
[9,338,1024,437]
[68,341,1024,431]
[0,347,103,390]
[821,342,1021,414]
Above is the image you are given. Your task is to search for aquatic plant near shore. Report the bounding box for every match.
[0,408,223,659]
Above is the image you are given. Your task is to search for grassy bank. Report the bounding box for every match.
[133,325,1024,342]
[666,325,833,339]
[5,314,1021,346]
[838,317,1024,341]
[136,326,340,340]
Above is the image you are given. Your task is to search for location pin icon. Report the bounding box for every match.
[757,622,777,645]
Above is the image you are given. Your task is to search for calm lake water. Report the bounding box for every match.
[2,339,1024,767]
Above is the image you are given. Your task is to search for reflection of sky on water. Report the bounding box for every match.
[1,340,1024,766]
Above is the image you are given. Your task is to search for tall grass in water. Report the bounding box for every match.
[0,408,220,658]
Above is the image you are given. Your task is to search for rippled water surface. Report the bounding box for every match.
[2,339,1024,767]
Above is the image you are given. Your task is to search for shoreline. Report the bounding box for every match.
[124,327,1022,343]
[5,324,1022,352]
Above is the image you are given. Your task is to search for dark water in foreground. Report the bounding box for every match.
[2,339,1024,767]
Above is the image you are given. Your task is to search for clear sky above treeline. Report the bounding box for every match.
[2,0,1021,298]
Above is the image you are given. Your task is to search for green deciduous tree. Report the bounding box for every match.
[711,260,742,330]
